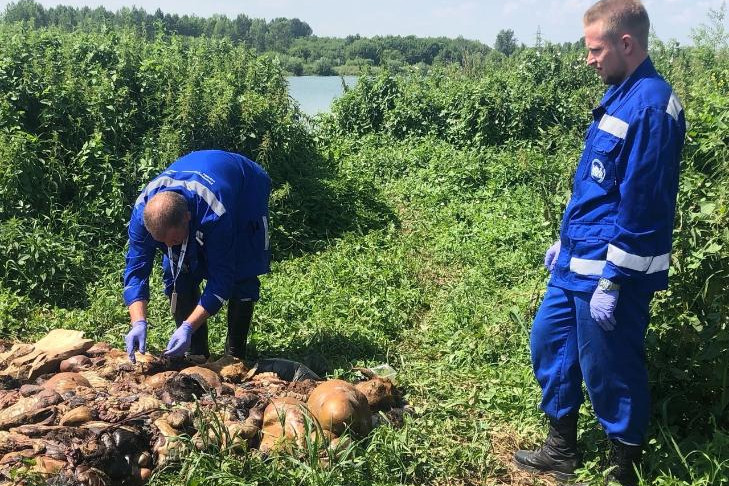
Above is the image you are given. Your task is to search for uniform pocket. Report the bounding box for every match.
[566,224,613,277]
[569,238,608,276]
[584,133,621,193]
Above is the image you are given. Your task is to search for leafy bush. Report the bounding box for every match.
[0,285,31,338]
[326,49,600,147]
[311,57,336,76]
[0,216,90,306]
[647,58,729,434]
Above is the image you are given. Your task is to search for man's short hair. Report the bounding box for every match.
[584,0,650,50]
[143,191,188,238]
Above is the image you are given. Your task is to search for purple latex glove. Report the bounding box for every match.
[544,241,561,273]
[125,320,148,363]
[590,287,619,331]
[164,322,194,357]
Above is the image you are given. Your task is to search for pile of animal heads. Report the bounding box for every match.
[0,331,405,485]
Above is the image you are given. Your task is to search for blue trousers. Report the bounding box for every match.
[530,284,653,445]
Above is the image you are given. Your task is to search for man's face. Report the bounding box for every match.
[584,21,629,85]
[151,211,191,247]
[158,224,189,248]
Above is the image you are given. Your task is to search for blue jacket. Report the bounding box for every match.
[123,150,271,315]
[551,57,686,293]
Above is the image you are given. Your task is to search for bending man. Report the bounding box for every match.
[514,1,685,485]
[123,150,271,361]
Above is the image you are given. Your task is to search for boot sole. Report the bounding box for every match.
[513,458,576,482]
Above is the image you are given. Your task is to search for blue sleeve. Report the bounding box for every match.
[123,209,157,306]
[198,215,235,315]
[602,107,684,283]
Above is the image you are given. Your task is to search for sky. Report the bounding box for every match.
[3,0,726,46]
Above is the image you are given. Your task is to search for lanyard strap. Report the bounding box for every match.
[167,236,189,289]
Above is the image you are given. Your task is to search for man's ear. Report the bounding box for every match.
[621,34,634,55]
[184,211,192,224]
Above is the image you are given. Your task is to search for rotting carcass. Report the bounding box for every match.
[0,329,408,485]
[307,380,372,437]
[259,396,311,453]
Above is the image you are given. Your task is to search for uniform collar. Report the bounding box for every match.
[598,56,657,108]
[592,57,657,122]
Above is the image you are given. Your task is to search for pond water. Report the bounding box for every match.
[286,76,359,116]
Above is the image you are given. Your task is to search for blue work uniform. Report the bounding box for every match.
[531,58,685,444]
[123,150,271,315]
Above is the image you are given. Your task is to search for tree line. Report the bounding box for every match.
[1,0,312,48]
[0,0,509,75]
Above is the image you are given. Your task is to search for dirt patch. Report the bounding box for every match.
[489,424,557,486]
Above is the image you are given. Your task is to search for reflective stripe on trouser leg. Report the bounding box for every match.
[530,285,584,420]
[574,290,652,445]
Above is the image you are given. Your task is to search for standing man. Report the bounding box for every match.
[123,150,271,361]
[514,1,685,485]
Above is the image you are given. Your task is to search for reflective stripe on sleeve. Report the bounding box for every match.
[135,177,226,216]
[607,244,670,274]
[569,257,606,276]
[598,114,629,139]
[262,216,270,251]
[646,253,671,274]
[666,92,684,122]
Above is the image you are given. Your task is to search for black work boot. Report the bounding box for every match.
[513,413,580,481]
[606,440,642,486]
[172,287,210,358]
[226,299,254,359]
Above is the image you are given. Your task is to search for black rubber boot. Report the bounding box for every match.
[226,299,254,359]
[172,287,209,358]
[606,440,642,486]
[513,413,580,481]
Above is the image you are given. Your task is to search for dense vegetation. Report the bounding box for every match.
[0,0,494,75]
[1,5,728,486]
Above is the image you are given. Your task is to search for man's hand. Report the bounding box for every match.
[125,320,148,363]
[544,241,561,273]
[590,287,619,331]
[164,322,194,357]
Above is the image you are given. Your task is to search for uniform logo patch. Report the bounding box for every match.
[591,159,606,183]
